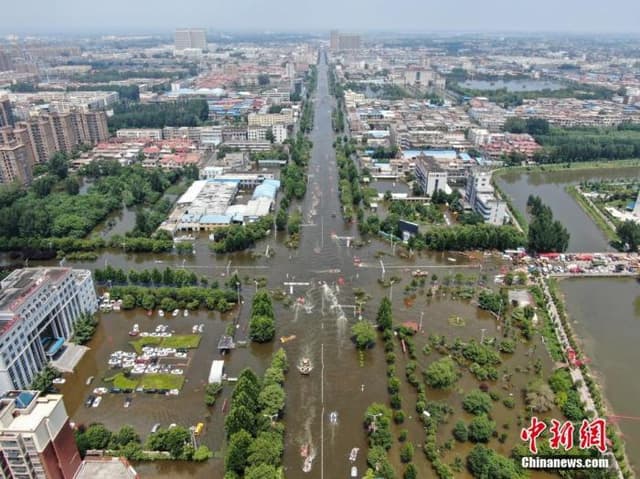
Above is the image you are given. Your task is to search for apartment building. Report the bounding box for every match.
[116,129,163,141]
[247,111,294,127]
[0,141,32,185]
[329,31,361,51]
[0,391,81,479]
[0,97,12,128]
[465,170,506,225]
[0,268,98,395]
[414,155,449,196]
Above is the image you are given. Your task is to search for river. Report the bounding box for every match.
[497,166,640,252]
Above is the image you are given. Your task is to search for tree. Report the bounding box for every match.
[617,220,640,251]
[84,424,113,449]
[225,405,257,438]
[110,425,139,448]
[525,379,555,413]
[400,442,414,463]
[247,431,283,467]
[49,152,69,179]
[467,415,495,443]
[527,196,570,253]
[467,445,525,479]
[249,315,276,343]
[404,464,417,479]
[376,297,393,331]
[453,420,468,442]
[366,446,395,479]
[350,320,376,350]
[258,383,285,416]
[245,464,279,479]
[462,390,493,415]
[192,445,213,461]
[225,430,252,474]
[205,383,223,406]
[424,357,459,389]
[64,177,80,195]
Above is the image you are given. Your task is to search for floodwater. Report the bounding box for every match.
[31,53,604,479]
[497,166,640,252]
[560,278,640,474]
[459,79,564,92]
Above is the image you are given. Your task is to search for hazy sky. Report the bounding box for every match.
[4,0,640,34]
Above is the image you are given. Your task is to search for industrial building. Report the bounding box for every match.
[0,268,98,394]
[0,391,81,478]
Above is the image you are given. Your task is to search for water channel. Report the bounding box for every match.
[19,55,639,478]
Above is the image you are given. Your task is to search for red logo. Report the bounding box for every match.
[549,419,574,450]
[520,416,547,454]
[520,417,608,453]
[579,418,607,453]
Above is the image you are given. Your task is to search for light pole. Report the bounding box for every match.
[480,328,486,344]
[419,311,424,332]
[236,282,241,305]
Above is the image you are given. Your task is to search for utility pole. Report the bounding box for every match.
[480,328,486,344]
[419,311,424,332]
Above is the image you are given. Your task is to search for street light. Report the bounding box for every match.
[236,282,241,305]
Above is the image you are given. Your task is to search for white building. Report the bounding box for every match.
[247,111,294,128]
[465,171,506,225]
[174,28,207,51]
[272,124,288,144]
[0,268,98,394]
[116,129,163,140]
[414,156,449,196]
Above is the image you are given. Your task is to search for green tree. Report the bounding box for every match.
[617,220,640,251]
[467,444,525,479]
[64,177,80,195]
[462,390,493,415]
[467,415,495,443]
[225,405,257,438]
[247,431,283,467]
[225,430,252,473]
[400,442,414,463]
[453,420,468,442]
[350,320,377,350]
[258,383,285,416]
[84,424,112,449]
[424,357,459,389]
[110,425,140,448]
[376,297,393,331]
[245,464,279,479]
[249,315,276,343]
[192,445,213,461]
[403,464,417,479]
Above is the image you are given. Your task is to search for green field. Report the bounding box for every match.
[106,372,185,390]
[130,334,201,353]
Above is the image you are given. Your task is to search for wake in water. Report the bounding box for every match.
[300,408,316,473]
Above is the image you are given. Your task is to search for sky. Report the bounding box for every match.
[3,0,640,34]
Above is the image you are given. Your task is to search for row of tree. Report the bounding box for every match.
[209,216,273,254]
[107,99,209,131]
[94,266,201,287]
[527,195,570,253]
[224,351,288,478]
[108,285,237,313]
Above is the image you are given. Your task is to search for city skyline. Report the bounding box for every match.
[2,0,640,34]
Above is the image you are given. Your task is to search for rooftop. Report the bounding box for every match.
[74,457,138,479]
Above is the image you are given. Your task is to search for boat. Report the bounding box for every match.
[300,443,310,458]
[128,324,140,336]
[329,411,338,424]
[172,309,180,317]
[183,309,189,317]
[151,423,161,433]
[92,396,102,408]
[351,466,358,477]
[147,310,153,316]
[93,387,108,395]
[192,325,199,334]
[297,357,313,375]
[447,257,457,262]
[303,456,313,473]
[158,309,165,317]
[349,447,359,462]
[280,335,296,344]
[124,397,132,408]
[86,376,94,385]
[168,423,177,429]
[412,269,429,277]
[52,378,66,385]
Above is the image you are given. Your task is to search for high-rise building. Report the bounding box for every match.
[0,97,12,128]
[465,170,507,225]
[329,30,361,50]
[18,117,57,164]
[0,268,98,395]
[0,141,32,185]
[0,390,82,479]
[0,50,12,73]
[415,155,449,196]
[174,29,207,51]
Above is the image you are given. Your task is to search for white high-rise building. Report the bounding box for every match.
[465,170,507,226]
[0,268,98,395]
[174,29,207,51]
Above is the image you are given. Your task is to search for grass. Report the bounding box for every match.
[130,334,201,353]
[106,372,140,389]
[140,373,185,390]
[493,158,640,176]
